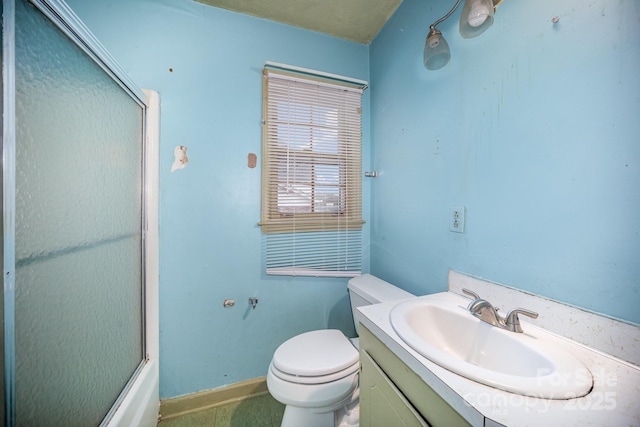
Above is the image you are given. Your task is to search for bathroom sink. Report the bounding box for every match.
[389,293,592,399]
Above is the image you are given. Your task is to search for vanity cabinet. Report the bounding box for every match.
[360,326,471,427]
[360,350,428,426]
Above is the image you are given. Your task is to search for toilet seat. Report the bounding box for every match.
[271,330,359,385]
[270,361,359,385]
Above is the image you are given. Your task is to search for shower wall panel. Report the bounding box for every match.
[14,0,144,424]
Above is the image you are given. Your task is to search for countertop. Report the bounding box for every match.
[357,291,640,427]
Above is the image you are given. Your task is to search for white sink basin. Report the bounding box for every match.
[389,293,592,399]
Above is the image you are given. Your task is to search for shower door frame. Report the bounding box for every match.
[2,0,160,425]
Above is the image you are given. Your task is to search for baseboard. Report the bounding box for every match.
[159,377,269,421]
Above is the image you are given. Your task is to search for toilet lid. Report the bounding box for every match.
[272,330,359,378]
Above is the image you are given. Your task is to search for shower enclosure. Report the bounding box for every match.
[2,0,159,425]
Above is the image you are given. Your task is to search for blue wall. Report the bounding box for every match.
[369,0,640,323]
[66,0,370,398]
[65,0,639,400]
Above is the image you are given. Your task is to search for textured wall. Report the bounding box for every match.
[65,0,370,398]
[369,0,640,323]
[59,0,639,402]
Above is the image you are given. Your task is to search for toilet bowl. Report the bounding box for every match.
[267,329,360,427]
[267,275,414,427]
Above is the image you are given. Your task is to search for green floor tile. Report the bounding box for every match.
[159,393,285,427]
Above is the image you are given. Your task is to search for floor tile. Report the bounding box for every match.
[159,393,284,427]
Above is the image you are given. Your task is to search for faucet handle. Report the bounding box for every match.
[462,288,480,300]
[505,308,539,333]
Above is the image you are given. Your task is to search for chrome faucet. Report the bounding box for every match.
[462,289,539,333]
[465,291,504,327]
[504,308,539,333]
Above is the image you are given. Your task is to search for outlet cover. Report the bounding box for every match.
[450,207,465,233]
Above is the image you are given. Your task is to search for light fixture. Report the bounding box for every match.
[423,0,462,70]
[423,0,500,70]
[459,0,495,38]
[423,26,451,70]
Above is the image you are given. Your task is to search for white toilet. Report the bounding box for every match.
[267,274,414,427]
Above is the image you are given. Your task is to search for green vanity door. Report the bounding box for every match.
[360,350,430,427]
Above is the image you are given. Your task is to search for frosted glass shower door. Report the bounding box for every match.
[13,0,146,425]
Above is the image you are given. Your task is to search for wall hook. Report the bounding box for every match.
[249,297,259,310]
[364,171,378,178]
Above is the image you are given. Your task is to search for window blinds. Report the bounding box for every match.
[260,66,365,277]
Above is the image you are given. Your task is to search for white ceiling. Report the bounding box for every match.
[195,0,403,44]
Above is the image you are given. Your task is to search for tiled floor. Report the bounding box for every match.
[158,393,285,427]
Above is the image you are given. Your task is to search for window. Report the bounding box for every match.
[260,64,366,277]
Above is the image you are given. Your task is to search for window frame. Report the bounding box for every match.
[259,64,366,277]
[260,67,365,235]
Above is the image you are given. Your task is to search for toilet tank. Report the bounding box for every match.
[348,274,414,335]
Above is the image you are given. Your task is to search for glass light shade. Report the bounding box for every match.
[459,0,494,38]
[424,29,451,70]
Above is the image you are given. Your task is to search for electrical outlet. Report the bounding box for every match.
[450,207,465,233]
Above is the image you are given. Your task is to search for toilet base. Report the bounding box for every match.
[281,405,334,427]
[278,389,359,427]
[334,392,359,427]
